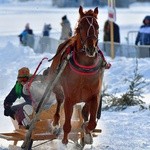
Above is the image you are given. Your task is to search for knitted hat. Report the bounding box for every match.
[143,16,150,24]
[18,67,30,78]
[25,23,30,29]
[62,15,67,20]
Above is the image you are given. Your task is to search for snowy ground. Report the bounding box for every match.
[0,1,150,150]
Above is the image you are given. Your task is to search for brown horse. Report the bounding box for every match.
[47,6,109,145]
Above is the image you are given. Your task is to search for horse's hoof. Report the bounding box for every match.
[81,121,89,134]
[51,122,61,136]
[62,139,68,145]
[53,127,62,136]
[84,133,93,144]
[76,143,84,150]
[81,122,93,144]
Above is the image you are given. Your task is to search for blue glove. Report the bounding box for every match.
[4,107,15,120]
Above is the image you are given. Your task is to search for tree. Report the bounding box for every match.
[102,59,148,111]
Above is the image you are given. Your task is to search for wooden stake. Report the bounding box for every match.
[110,21,115,59]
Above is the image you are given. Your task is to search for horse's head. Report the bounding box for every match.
[75,6,99,57]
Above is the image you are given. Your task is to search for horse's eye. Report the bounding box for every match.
[79,25,83,30]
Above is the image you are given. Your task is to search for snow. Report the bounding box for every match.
[0,1,150,149]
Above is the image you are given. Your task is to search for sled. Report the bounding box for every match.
[0,103,102,149]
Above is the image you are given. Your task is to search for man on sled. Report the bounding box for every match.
[3,67,49,128]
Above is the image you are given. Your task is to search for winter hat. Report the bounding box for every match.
[62,15,67,20]
[25,23,30,29]
[143,16,150,24]
[18,67,30,78]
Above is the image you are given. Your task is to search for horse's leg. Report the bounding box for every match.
[82,103,89,122]
[52,86,64,128]
[87,97,98,132]
[62,100,73,144]
[82,96,99,144]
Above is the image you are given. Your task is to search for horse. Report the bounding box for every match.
[47,6,109,145]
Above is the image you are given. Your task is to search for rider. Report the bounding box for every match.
[3,66,50,127]
[3,67,34,127]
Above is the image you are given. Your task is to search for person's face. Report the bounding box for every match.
[106,25,110,30]
[17,77,28,85]
[145,19,150,25]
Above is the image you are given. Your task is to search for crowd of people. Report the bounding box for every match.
[18,15,150,48]
[18,15,72,47]
[103,15,150,46]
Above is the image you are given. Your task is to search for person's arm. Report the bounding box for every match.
[3,85,18,119]
[135,32,140,45]
[118,26,120,43]
[4,85,18,107]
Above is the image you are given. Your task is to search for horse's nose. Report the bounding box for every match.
[87,47,96,55]
[87,37,97,47]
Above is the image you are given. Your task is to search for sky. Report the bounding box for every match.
[0,0,150,150]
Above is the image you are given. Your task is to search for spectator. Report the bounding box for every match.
[103,20,120,43]
[18,23,34,46]
[42,23,52,37]
[135,16,150,45]
[60,15,72,40]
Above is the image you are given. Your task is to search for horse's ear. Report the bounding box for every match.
[79,6,84,17]
[94,7,98,15]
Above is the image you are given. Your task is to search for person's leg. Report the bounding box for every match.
[22,104,34,127]
[11,103,34,126]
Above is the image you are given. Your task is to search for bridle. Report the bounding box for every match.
[78,16,99,48]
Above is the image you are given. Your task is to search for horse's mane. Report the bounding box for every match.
[57,37,76,54]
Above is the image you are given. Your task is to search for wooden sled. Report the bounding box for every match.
[0,103,102,149]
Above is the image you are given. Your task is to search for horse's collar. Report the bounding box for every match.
[67,46,103,75]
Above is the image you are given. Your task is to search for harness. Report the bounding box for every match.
[65,45,106,75]
[26,57,49,106]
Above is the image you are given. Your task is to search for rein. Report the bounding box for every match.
[26,57,49,106]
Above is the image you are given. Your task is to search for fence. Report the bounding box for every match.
[126,31,138,45]
[26,35,150,58]
[26,34,63,54]
[99,42,150,58]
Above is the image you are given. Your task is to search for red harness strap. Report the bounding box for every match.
[66,46,72,54]
[65,45,111,75]
[97,47,111,69]
[26,57,48,106]
[68,46,104,75]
